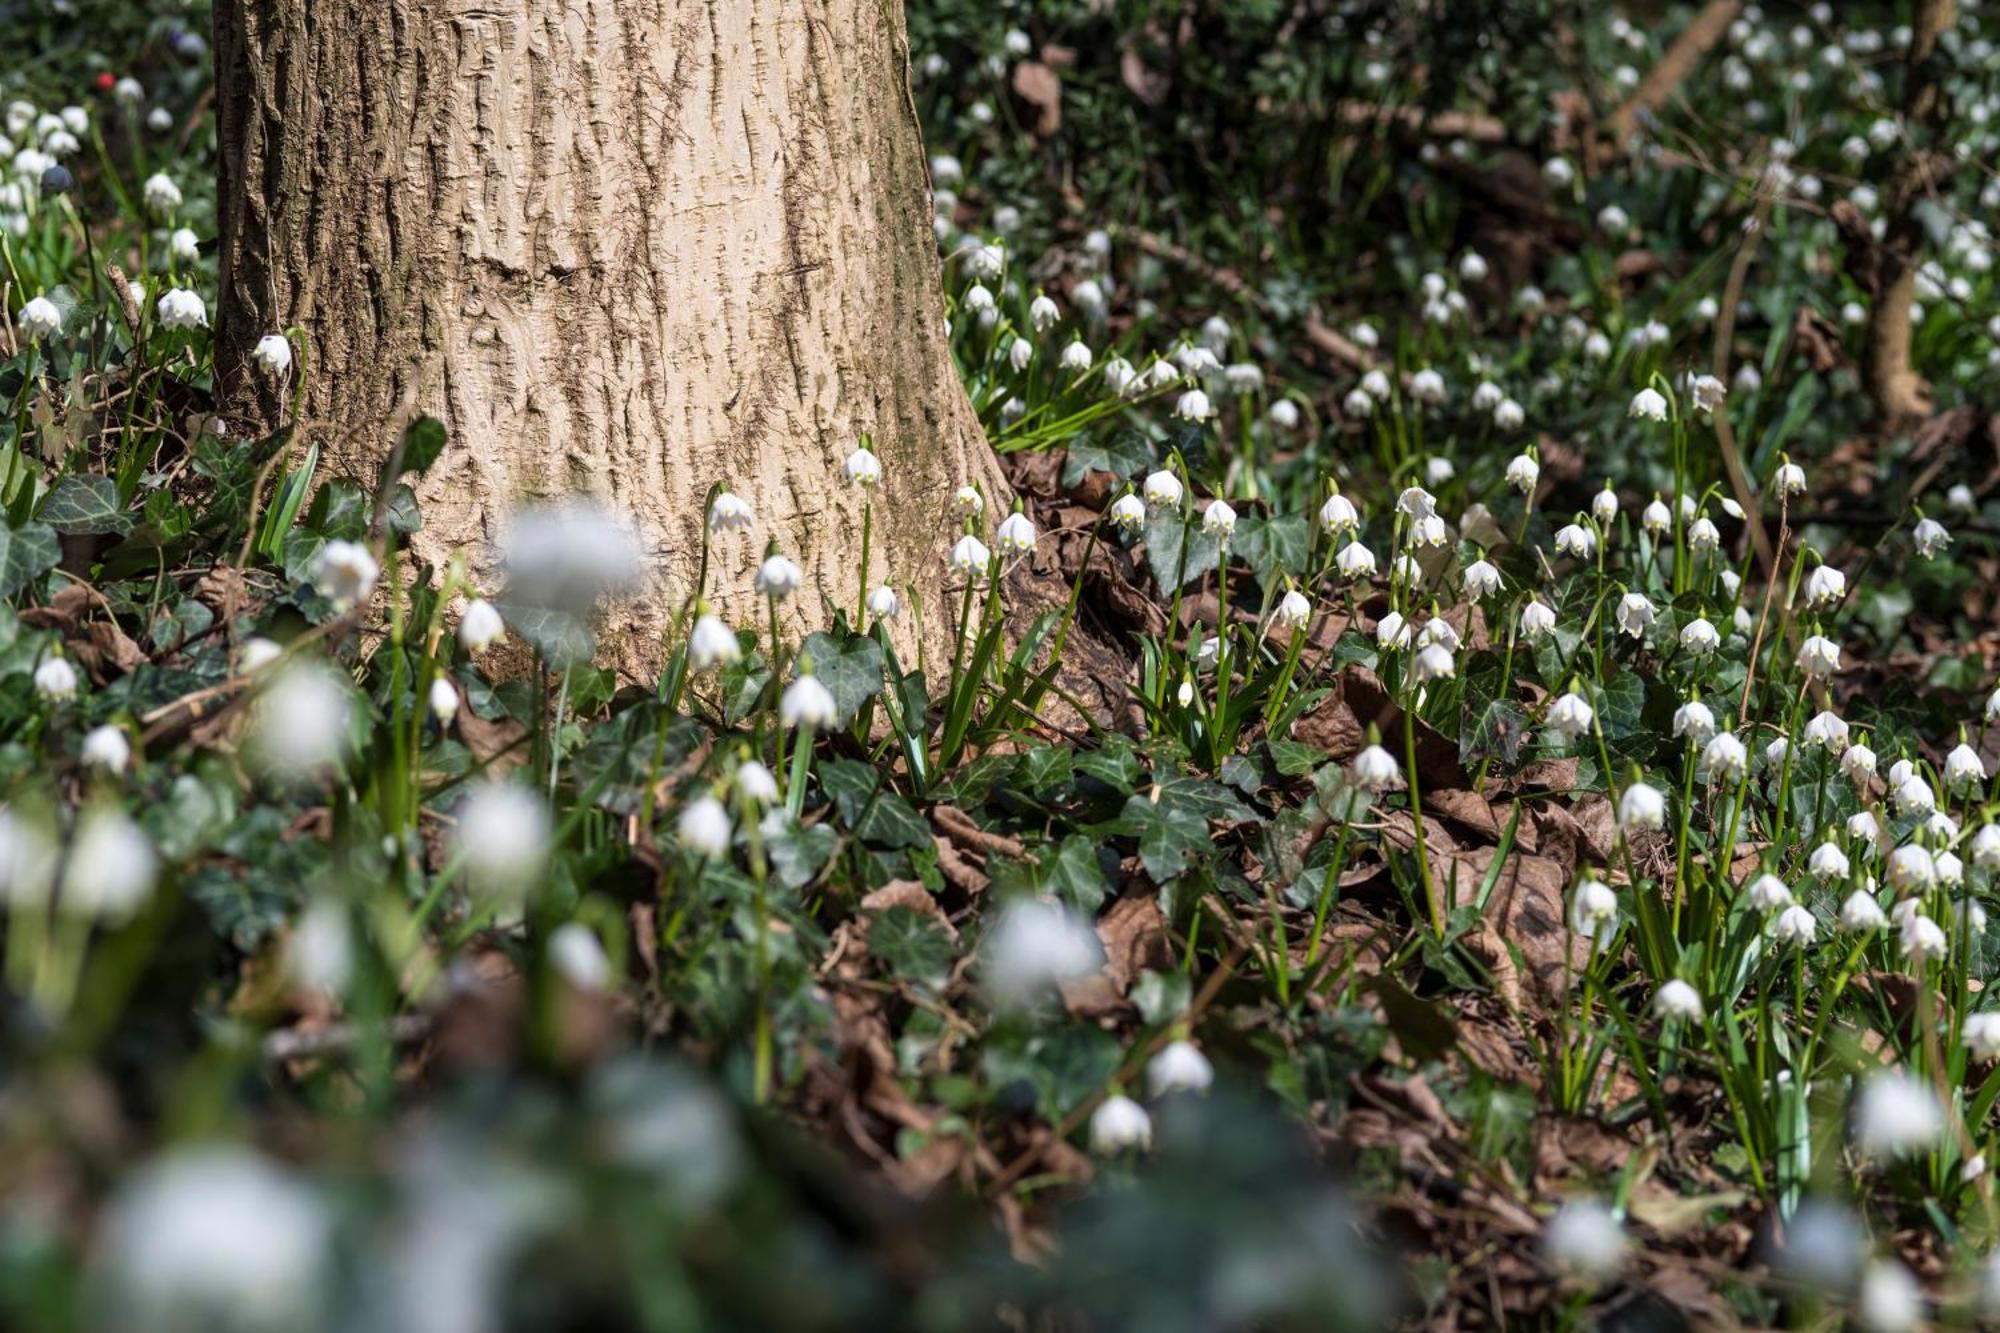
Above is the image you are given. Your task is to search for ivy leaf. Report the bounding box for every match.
[819,759,931,850]
[38,474,131,536]
[1143,505,1220,591]
[868,906,954,991]
[1233,513,1310,591]
[1037,834,1111,914]
[1061,428,1154,488]
[1018,745,1073,794]
[1106,791,1211,883]
[799,630,883,724]
[0,519,59,598]
[1153,774,1261,824]
[387,416,447,481]
[765,815,836,889]
[1266,739,1324,776]
[496,602,595,670]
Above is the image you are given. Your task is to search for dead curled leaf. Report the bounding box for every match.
[1010,60,1062,137]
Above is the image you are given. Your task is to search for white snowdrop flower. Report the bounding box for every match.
[1336,541,1377,579]
[248,333,292,376]
[1542,156,1575,189]
[1318,491,1359,534]
[1147,1040,1214,1096]
[1772,904,1817,947]
[1468,382,1501,415]
[1841,300,1867,326]
[1810,842,1851,880]
[1413,643,1455,683]
[141,171,182,214]
[1583,331,1612,362]
[1490,396,1525,430]
[1570,878,1617,948]
[155,287,206,330]
[842,446,883,487]
[996,511,1038,553]
[1072,278,1106,314]
[1143,469,1184,508]
[699,490,752,537]
[1222,363,1263,395]
[1375,611,1411,651]
[427,676,458,723]
[457,599,504,653]
[1840,889,1887,932]
[1796,634,1840,678]
[1615,783,1664,832]
[288,898,352,995]
[1718,569,1741,600]
[1614,593,1656,638]
[1627,388,1669,422]
[1856,1071,1943,1156]
[1350,744,1401,792]
[4,103,33,139]
[1946,744,1986,791]
[961,282,995,313]
[1849,811,1886,850]
[1462,559,1501,599]
[1396,487,1438,522]
[1547,692,1594,740]
[1654,979,1704,1021]
[733,761,778,808]
[1802,710,1848,749]
[1901,914,1948,962]
[1028,293,1060,332]
[113,77,144,105]
[168,226,199,264]
[239,637,283,672]
[1418,618,1461,653]
[865,584,899,621]
[949,486,986,522]
[1504,453,1539,493]
[1108,494,1146,532]
[1928,812,1960,843]
[95,1147,330,1330]
[56,105,85,135]
[1687,374,1727,417]
[1732,361,1763,395]
[1948,482,1975,512]
[1774,460,1807,498]
[1266,398,1300,429]
[1892,775,1936,818]
[1856,1261,1923,1333]
[1515,285,1547,317]
[1341,387,1374,418]
[1103,354,1141,393]
[1803,565,1845,609]
[1913,516,1951,558]
[1701,732,1749,784]
[1354,370,1391,405]
[929,152,961,185]
[1168,386,1213,423]
[1520,599,1556,639]
[1418,272,1448,302]
[1201,500,1237,538]
[1198,314,1232,351]
[1175,343,1220,376]
[1673,700,1717,746]
[1840,742,1876,783]
[1687,515,1720,551]
[968,237,1004,274]
[1974,825,2000,870]
[1888,843,1935,893]
[80,724,131,773]
[310,539,378,610]
[780,672,838,731]
[1638,498,1669,536]
[59,807,155,922]
[1409,368,1446,404]
[1680,618,1721,655]
[685,613,739,671]
[1057,339,1093,374]
[1543,1198,1627,1283]
[1939,851,1966,888]
[145,107,172,134]
[18,294,62,340]
[1089,1095,1153,1154]
[548,921,611,992]
[1458,251,1489,283]
[1596,204,1630,235]
[1578,489,1614,533]
[755,553,804,600]
[984,898,1101,1007]
[1887,758,1915,789]
[251,663,352,780]
[1763,737,1790,770]
[1966,1012,2000,1058]
[1746,873,1793,913]
[1275,589,1312,631]
[454,783,551,904]
[34,655,78,701]
[677,795,733,859]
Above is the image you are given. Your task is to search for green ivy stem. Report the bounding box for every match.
[745,799,774,1105]
[1404,703,1443,938]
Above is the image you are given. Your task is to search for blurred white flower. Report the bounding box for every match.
[1840,889,1887,932]
[677,795,732,859]
[155,287,206,330]
[1855,1070,1943,1156]
[458,599,505,652]
[34,654,78,701]
[1810,842,1851,880]
[1147,1040,1214,1096]
[141,171,182,214]
[1856,1261,1922,1333]
[453,783,552,904]
[867,585,899,620]
[996,511,1038,553]
[288,898,353,995]
[500,502,642,611]
[251,662,352,780]
[18,294,61,339]
[1543,1198,1626,1283]
[780,672,838,731]
[1654,979,1703,1020]
[427,676,459,723]
[1771,904,1816,947]
[984,898,1102,1007]
[549,921,611,991]
[707,490,753,533]
[80,724,131,772]
[1088,1094,1153,1154]
[311,539,379,611]
[59,806,154,922]
[1628,388,1668,421]
[755,553,804,600]
[249,333,292,376]
[1746,872,1792,913]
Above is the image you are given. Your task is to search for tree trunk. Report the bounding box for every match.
[211,0,1003,677]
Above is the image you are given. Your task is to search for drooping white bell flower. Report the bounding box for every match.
[59,806,155,922]
[1462,559,1501,599]
[1547,692,1594,740]
[155,287,206,330]
[841,447,882,486]
[309,539,379,611]
[34,655,78,701]
[708,490,754,533]
[1108,494,1146,532]
[1809,842,1850,880]
[1854,1071,1944,1157]
[18,294,61,339]
[1614,593,1656,637]
[983,898,1102,1007]
[1147,1040,1215,1096]
[1201,500,1237,537]
[81,724,132,772]
[1543,1197,1627,1283]
[779,671,838,732]
[1142,470,1184,508]
[754,553,804,600]
[1618,782,1666,831]
[1628,388,1668,421]
[996,511,1038,553]
[1088,1095,1153,1154]
[1745,873,1793,913]
[1803,565,1845,608]
[677,794,733,859]
[1913,516,1952,558]
[1796,634,1840,678]
[1840,890,1887,932]
[453,783,551,904]
[1318,492,1359,533]
[1337,541,1377,579]
[1654,979,1703,1020]
[1680,618,1720,655]
[426,676,458,723]
[458,599,505,652]
[1519,599,1556,638]
[1700,731,1748,784]
[1274,590,1312,631]
[867,585,899,620]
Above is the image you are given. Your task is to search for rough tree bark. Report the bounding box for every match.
[211,0,1004,677]
[1865,0,1957,431]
